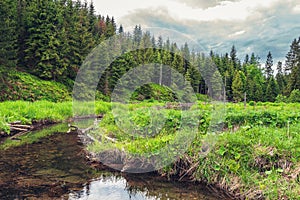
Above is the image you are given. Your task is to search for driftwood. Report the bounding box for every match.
[7,122,33,140]
[72,120,116,145]
[73,114,103,120]
[178,161,199,181]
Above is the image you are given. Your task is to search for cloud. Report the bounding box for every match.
[293,4,300,13]
[174,0,241,9]
[229,30,246,38]
[118,0,300,63]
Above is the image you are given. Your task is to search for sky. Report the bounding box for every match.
[91,0,300,64]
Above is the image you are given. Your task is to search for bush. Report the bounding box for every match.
[248,101,256,106]
[196,94,210,102]
[275,94,288,103]
[130,84,177,102]
[288,89,300,103]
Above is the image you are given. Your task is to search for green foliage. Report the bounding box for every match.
[192,123,300,199]
[130,84,177,102]
[225,103,300,128]
[0,0,299,104]
[0,101,72,133]
[265,77,279,102]
[0,68,70,102]
[0,0,17,67]
[288,89,300,103]
[232,70,245,102]
[85,101,300,199]
[196,94,210,102]
[0,99,300,199]
[275,94,288,103]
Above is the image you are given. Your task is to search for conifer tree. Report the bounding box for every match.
[24,0,65,80]
[265,51,274,80]
[0,0,17,67]
[232,70,244,102]
[265,77,279,102]
[275,61,285,95]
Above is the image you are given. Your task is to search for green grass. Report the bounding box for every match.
[190,123,300,199]
[0,68,71,102]
[0,101,73,133]
[86,101,300,199]
[0,100,112,133]
[1,99,299,198]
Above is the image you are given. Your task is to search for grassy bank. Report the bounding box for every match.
[0,101,73,134]
[0,100,113,134]
[0,68,71,102]
[1,100,299,198]
[86,102,300,199]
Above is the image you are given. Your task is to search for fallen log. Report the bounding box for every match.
[10,124,32,129]
[10,127,28,132]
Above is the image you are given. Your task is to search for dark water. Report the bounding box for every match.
[0,125,217,200]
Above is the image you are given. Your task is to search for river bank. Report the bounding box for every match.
[0,125,219,200]
[1,101,300,199]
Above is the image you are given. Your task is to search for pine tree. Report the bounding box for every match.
[0,0,17,67]
[230,45,239,70]
[288,65,300,92]
[244,54,249,65]
[285,38,299,73]
[245,64,264,101]
[286,37,300,93]
[17,0,28,68]
[250,53,259,65]
[133,25,142,46]
[24,0,65,80]
[265,51,274,80]
[232,70,244,102]
[265,77,279,102]
[275,61,285,95]
[182,42,190,72]
[118,25,124,34]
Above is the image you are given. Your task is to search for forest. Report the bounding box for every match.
[1,0,300,103]
[1,0,300,199]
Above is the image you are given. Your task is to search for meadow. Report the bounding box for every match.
[0,100,299,199]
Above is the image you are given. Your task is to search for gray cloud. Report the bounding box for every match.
[120,1,300,63]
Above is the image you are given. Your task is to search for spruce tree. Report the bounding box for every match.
[285,38,299,73]
[0,0,17,67]
[265,77,279,102]
[265,51,274,80]
[230,45,239,70]
[275,61,285,95]
[24,0,65,80]
[232,70,244,102]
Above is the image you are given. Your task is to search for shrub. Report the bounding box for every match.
[288,89,300,103]
[275,94,288,103]
[248,101,256,106]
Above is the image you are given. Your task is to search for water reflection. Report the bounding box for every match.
[0,125,217,200]
[69,173,217,200]
[70,176,155,200]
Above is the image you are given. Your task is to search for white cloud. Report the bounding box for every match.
[92,0,281,24]
[229,30,246,38]
[293,4,300,13]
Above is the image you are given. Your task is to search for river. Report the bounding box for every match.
[0,124,218,199]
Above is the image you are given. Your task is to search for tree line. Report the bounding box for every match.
[0,0,299,102]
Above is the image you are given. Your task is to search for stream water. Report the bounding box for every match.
[0,125,218,200]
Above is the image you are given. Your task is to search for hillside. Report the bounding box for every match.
[0,67,71,102]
